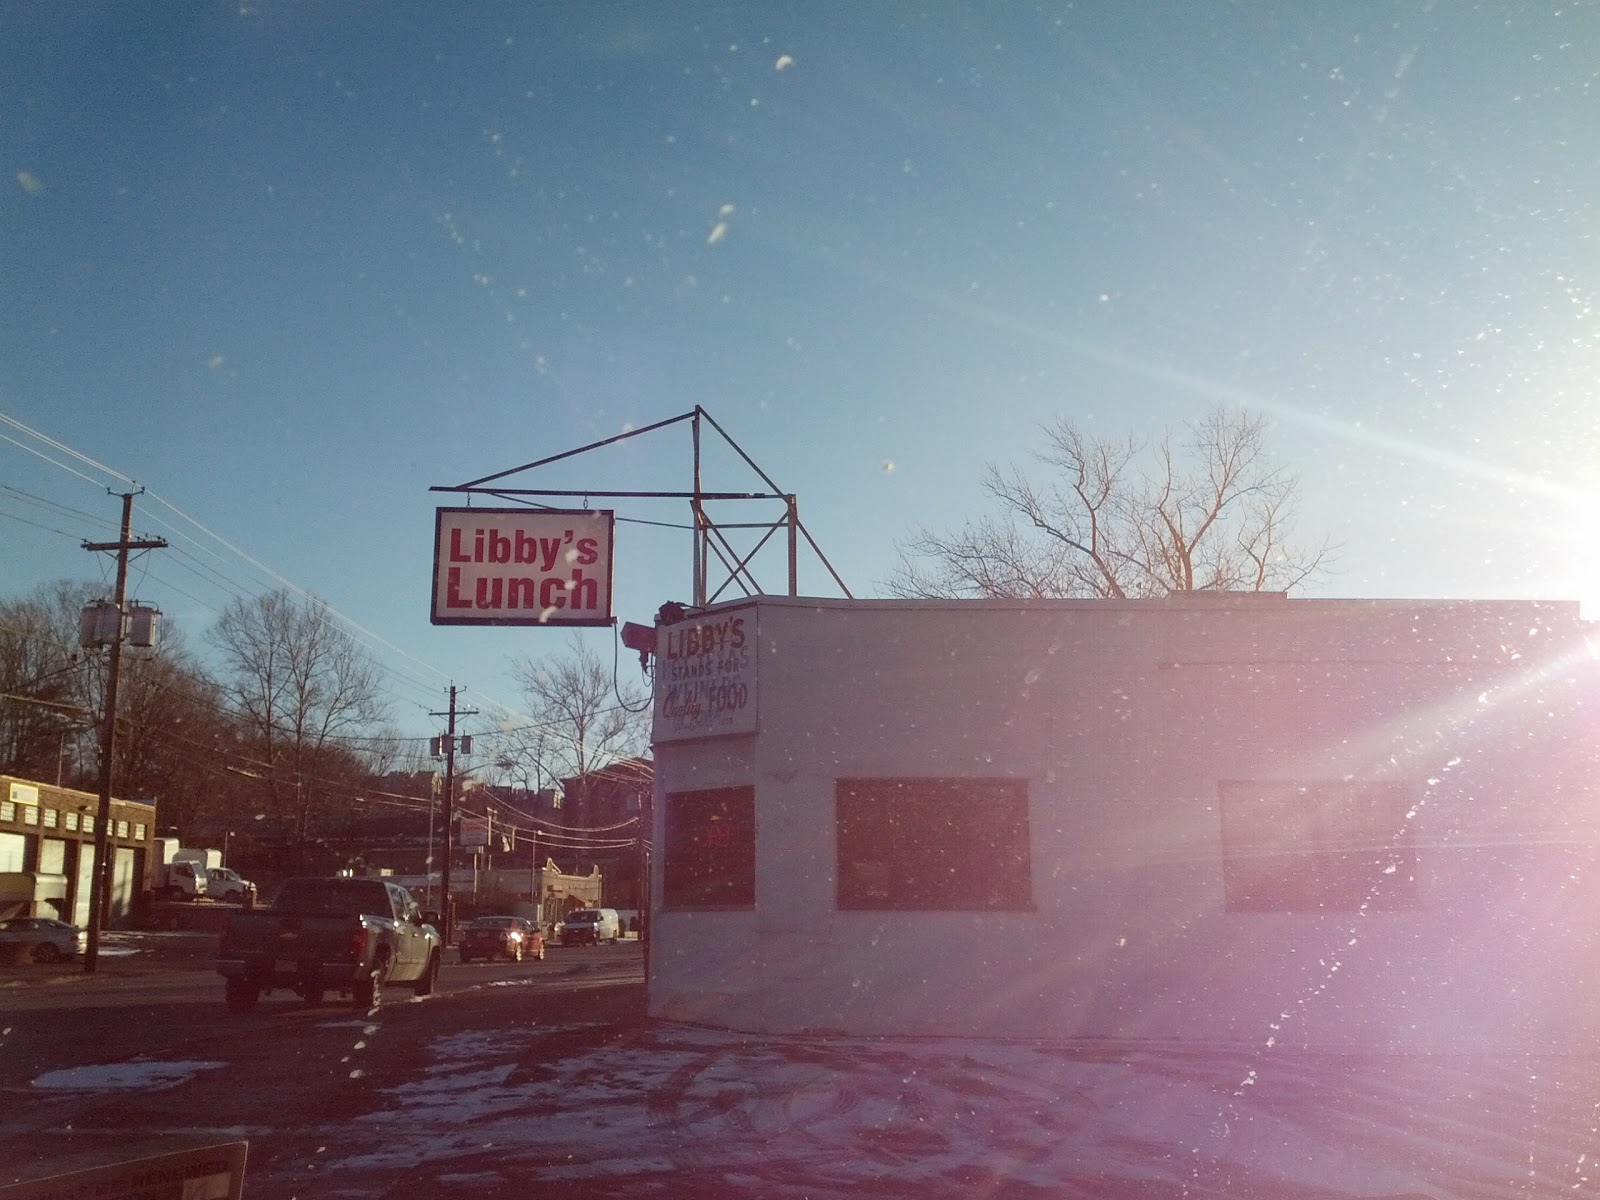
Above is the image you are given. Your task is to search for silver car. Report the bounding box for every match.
[0,917,86,963]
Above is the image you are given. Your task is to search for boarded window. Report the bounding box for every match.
[836,778,1031,911]
[1219,780,1418,912]
[663,786,755,909]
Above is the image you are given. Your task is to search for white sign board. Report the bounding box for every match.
[0,1140,248,1199]
[654,607,758,742]
[432,507,614,626]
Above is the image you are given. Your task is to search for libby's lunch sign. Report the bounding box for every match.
[431,507,614,627]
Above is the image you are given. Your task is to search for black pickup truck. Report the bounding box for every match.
[217,877,442,1011]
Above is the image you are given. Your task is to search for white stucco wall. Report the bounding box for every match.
[648,595,1600,1052]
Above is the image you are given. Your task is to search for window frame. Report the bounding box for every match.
[662,785,756,911]
[1218,779,1420,913]
[835,777,1032,913]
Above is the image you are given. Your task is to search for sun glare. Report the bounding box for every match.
[1564,491,1600,620]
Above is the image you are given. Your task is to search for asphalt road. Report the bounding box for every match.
[0,932,648,1196]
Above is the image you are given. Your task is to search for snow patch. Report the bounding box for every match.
[33,1060,226,1091]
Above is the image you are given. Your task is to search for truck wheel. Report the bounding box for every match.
[225,980,260,1013]
[413,950,440,997]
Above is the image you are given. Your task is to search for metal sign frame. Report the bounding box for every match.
[429,407,851,609]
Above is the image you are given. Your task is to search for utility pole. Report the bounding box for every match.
[425,773,438,911]
[429,685,476,943]
[82,491,166,974]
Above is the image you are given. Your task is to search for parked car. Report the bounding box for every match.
[0,916,85,963]
[459,916,544,963]
[558,907,621,947]
[205,867,257,905]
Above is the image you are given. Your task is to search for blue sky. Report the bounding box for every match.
[2,1,1597,739]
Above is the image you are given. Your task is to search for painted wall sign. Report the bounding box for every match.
[654,608,758,742]
[431,507,614,627]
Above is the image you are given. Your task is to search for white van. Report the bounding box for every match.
[559,907,621,946]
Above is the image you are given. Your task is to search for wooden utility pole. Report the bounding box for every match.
[429,685,476,943]
[82,491,166,974]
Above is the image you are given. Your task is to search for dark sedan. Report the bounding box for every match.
[458,916,544,963]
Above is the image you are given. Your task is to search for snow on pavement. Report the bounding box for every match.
[326,1023,1600,1198]
[30,1021,1600,1196]
[32,1060,227,1091]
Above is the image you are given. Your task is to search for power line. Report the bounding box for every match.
[0,423,129,489]
[0,690,93,716]
[0,412,655,767]
[0,413,472,700]
[0,505,89,539]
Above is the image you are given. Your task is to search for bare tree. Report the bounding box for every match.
[0,582,93,783]
[209,590,388,858]
[887,406,1333,599]
[505,634,648,790]
[491,723,562,798]
[110,635,233,831]
[0,581,243,833]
